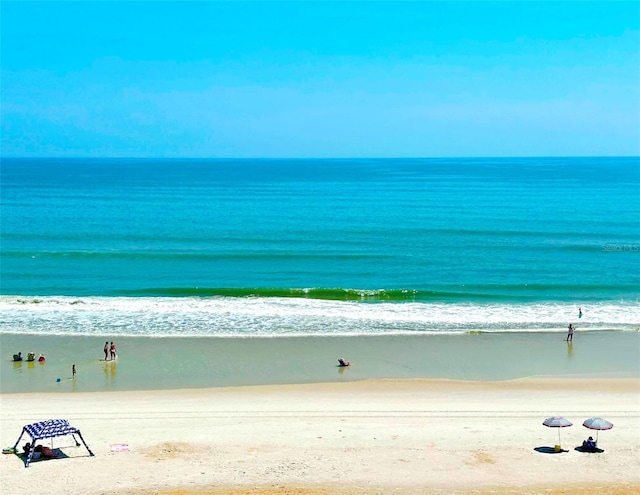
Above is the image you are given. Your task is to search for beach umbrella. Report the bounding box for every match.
[583,417,613,443]
[543,416,572,448]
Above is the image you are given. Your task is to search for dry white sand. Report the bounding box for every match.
[1,378,639,495]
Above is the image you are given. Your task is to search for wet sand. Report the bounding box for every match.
[2,330,639,393]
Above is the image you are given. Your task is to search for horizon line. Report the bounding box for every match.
[2,155,639,160]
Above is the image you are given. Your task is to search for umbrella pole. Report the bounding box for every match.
[558,429,561,447]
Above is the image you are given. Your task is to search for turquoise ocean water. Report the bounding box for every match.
[1,157,639,338]
[2,157,639,392]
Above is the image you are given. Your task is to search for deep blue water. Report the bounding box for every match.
[1,157,639,337]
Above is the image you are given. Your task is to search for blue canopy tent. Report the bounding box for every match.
[12,419,94,467]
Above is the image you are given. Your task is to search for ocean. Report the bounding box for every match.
[2,157,639,336]
[1,157,639,392]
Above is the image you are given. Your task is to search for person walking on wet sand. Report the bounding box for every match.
[72,364,76,379]
[566,323,574,342]
[103,341,109,360]
[110,341,117,360]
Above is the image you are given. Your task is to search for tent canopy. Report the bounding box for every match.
[23,419,80,440]
[13,419,94,467]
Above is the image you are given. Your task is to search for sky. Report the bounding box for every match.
[1,1,639,158]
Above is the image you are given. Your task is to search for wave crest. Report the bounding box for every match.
[1,295,638,338]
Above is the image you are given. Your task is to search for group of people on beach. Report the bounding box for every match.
[12,352,45,363]
[22,442,57,459]
[10,340,117,383]
[103,341,117,361]
[12,350,78,382]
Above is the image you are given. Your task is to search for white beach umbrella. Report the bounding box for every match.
[543,416,572,448]
[582,417,613,443]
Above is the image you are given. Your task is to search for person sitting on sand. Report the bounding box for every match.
[26,352,35,362]
[23,442,57,458]
[36,445,56,458]
[38,353,46,362]
[13,352,22,362]
[338,358,350,367]
[582,436,597,450]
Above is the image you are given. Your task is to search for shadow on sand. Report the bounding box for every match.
[534,446,568,454]
[16,448,69,467]
[575,445,605,453]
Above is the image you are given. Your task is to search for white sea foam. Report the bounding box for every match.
[1,295,638,338]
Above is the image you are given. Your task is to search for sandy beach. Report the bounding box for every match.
[1,377,639,494]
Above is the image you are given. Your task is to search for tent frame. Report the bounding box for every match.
[12,418,94,467]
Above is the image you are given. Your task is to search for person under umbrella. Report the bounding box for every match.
[582,417,613,448]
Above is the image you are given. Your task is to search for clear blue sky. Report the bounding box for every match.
[2,1,639,157]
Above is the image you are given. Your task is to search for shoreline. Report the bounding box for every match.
[2,331,639,394]
[4,374,640,395]
[2,377,639,495]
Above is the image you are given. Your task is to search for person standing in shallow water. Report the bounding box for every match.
[110,341,117,360]
[566,324,574,342]
[103,341,109,361]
